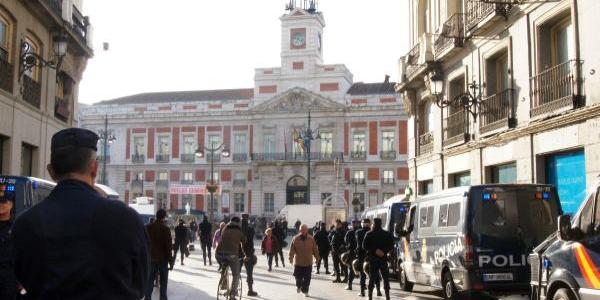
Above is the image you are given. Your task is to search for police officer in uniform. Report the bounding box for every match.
[355,219,381,297]
[240,214,258,296]
[11,128,149,299]
[0,184,16,299]
[363,218,394,300]
[173,219,190,266]
[198,216,212,266]
[344,220,360,290]
[330,219,347,283]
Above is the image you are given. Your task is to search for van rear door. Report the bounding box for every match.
[469,186,561,292]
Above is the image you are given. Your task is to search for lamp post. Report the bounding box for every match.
[195,143,229,222]
[428,69,482,121]
[294,110,321,205]
[98,114,116,185]
[19,33,68,78]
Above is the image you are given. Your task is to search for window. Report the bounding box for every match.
[22,37,40,81]
[264,193,275,212]
[383,193,395,201]
[419,102,435,134]
[382,131,395,152]
[133,136,145,156]
[208,135,222,150]
[353,193,365,212]
[450,171,471,188]
[486,51,509,96]
[135,172,144,181]
[489,163,517,184]
[158,172,168,181]
[157,193,167,209]
[183,135,195,154]
[321,192,332,205]
[352,132,366,152]
[158,136,170,155]
[439,202,461,227]
[234,134,246,154]
[383,170,394,184]
[0,15,10,61]
[419,206,435,228]
[183,172,193,183]
[419,180,433,195]
[234,193,245,213]
[551,17,574,66]
[320,132,333,155]
[353,170,365,184]
[209,171,219,183]
[21,143,35,176]
[264,134,275,154]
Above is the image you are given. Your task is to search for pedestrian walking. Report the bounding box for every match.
[240,214,259,296]
[215,217,248,300]
[355,219,380,297]
[282,218,289,237]
[330,219,347,283]
[261,228,280,272]
[199,216,213,266]
[0,186,17,300]
[363,218,394,300]
[11,128,149,299]
[294,219,301,234]
[344,220,360,291]
[313,222,331,274]
[189,218,198,243]
[272,221,286,267]
[145,209,172,300]
[289,224,320,297]
[173,219,190,267]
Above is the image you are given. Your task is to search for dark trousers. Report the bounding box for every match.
[266,253,274,270]
[294,266,312,293]
[145,262,169,300]
[274,249,285,266]
[347,253,356,285]
[0,271,17,300]
[240,257,255,285]
[368,259,390,293]
[173,242,187,263]
[200,240,212,264]
[316,250,329,272]
[332,251,346,279]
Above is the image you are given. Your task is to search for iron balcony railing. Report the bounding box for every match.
[156,180,169,187]
[71,5,88,44]
[180,154,196,163]
[131,180,144,188]
[434,13,465,56]
[530,60,584,117]
[22,76,41,108]
[380,151,396,160]
[206,153,221,162]
[444,109,468,146]
[480,88,515,133]
[156,154,170,163]
[233,153,248,162]
[0,52,13,93]
[405,43,421,79]
[465,0,510,31]
[233,179,247,187]
[54,97,70,122]
[251,152,344,162]
[97,156,110,163]
[381,178,395,185]
[418,132,434,156]
[351,151,367,160]
[181,179,194,185]
[350,178,366,185]
[132,154,145,163]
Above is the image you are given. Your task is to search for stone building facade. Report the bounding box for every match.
[397,0,600,214]
[0,0,93,177]
[81,5,409,219]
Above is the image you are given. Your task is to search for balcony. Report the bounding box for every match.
[181,179,194,185]
[97,155,110,164]
[251,152,344,162]
[206,153,221,162]
[180,153,196,163]
[465,0,511,36]
[54,97,70,122]
[71,5,89,46]
[156,180,169,188]
[351,151,367,160]
[233,153,248,162]
[380,151,397,160]
[530,60,585,117]
[434,13,465,60]
[0,55,13,93]
[381,178,396,185]
[350,178,366,185]
[132,154,145,163]
[22,76,41,108]
[156,154,170,163]
[233,179,247,187]
[131,180,143,190]
[444,110,469,146]
[480,89,516,133]
[418,132,434,156]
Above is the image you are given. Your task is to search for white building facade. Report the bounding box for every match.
[397,0,600,214]
[81,4,409,219]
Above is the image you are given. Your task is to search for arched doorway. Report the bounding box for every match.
[286,176,308,205]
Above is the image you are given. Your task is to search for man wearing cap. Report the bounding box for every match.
[363,218,394,300]
[0,183,17,299]
[145,209,172,300]
[11,128,149,299]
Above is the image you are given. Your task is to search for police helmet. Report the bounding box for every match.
[352,259,363,276]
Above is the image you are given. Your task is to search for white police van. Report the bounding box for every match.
[397,184,562,299]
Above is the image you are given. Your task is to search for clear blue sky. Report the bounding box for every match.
[79,0,409,104]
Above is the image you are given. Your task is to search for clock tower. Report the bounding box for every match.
[280,0,325,74]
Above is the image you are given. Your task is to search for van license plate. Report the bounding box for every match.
[483,273,513,282]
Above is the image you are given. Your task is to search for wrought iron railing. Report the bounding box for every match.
[434,13,465,55]
[233,179,246,187]
[54,97,70,122]
[251,152,344,162]
[350,178,366,185]
[233,153,248,162]
[180,154,196,163]
[0,55,13,93]
[156,154,170,163]
[480,89,514,133]
[380,151,396,160]
[206,153,221,162]
[22,76,41,108]
[71,6,88,44]
[530,60,584,117]
[418,132,434,156]
[181,180,194,185]
[381,178,395,185]
[405,43,421,79]
[351,151,367,160]
[156,180,169,187]
[444,109,468,146]
[465,0,510,31]
[132,154,145,163]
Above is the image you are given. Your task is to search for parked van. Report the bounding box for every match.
[397,184,562,299]
[0,176,56,217]
[529,178,600,300]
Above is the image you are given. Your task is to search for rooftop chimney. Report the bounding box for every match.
[384,75,390,84]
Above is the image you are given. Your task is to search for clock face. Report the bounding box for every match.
[292,33,306,47]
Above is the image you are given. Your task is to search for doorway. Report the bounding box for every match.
[286,176,308,205]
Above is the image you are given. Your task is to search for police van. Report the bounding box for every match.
[397,184,562,299]
[530,177,600,300]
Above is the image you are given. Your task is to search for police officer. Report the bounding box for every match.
[0,186,16,299]
[11,128,149,299]
[189,218,198,243]
[173,219,190,266]
[330,219,347,283]
[344,220,360,290]
[313,222,331,274]
[355,219,381,297]
[240,214,258,296]
[199,216,212,266]
[363,218,394,300]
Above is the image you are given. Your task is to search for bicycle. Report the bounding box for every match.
[217,256,243,300]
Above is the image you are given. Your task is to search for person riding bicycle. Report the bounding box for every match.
[215,217,247,300]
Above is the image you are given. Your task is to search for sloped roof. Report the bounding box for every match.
[347,82,397,96]
[95,89,254,105]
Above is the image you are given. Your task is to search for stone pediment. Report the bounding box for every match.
[251,87,346,113]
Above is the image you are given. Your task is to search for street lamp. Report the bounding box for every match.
[19,32,68,78]
[98,114,116,185]
[427,68,482,121]
[294,109,321,205]
[196,143,229,222]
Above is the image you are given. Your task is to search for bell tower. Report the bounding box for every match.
[280,0,325,74]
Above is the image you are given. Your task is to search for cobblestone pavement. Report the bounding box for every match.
[150,240,443,300]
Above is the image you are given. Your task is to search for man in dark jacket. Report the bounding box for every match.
[344,220,360,290]
[173,219,190,266]
[199,216,213,266]
[356,218,380,297]
[313,222,330,274]
[272,221,286,267]
[0,189,16,299]
[145,209,172,300]
[363,218,394,300]
[11,128,149,299]
[330,219,347,283]
[189,218,198,243]
[240,214,258,296]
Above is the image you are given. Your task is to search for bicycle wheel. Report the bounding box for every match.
[217,266,230,300]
